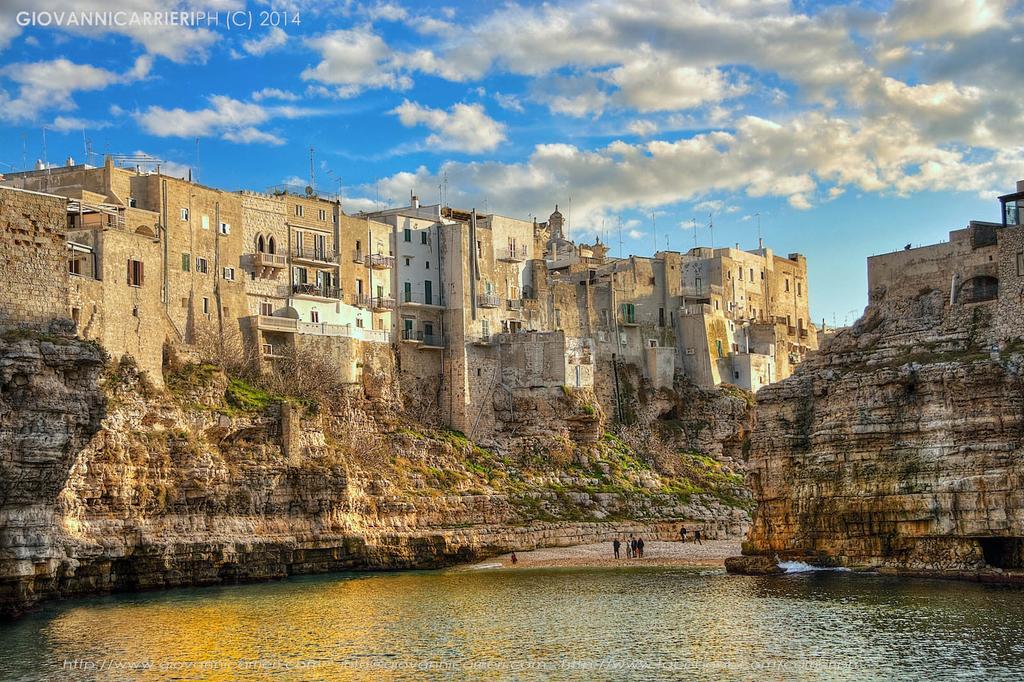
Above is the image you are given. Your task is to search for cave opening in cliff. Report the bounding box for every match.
[979,537,1024,569]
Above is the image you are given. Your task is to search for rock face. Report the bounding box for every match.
[0,335,752,617]
[737,291,1024,578]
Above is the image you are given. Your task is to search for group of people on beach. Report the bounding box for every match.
[612,535,645,559]
[612,526,703,559]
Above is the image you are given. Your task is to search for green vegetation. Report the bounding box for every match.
[225,377,276,413]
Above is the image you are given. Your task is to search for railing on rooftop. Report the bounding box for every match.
[292,283,341,299]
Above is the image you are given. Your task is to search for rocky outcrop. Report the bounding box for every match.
[734,291,1024,579]
[0,336,752,617]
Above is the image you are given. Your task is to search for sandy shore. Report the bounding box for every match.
[473,539,741,569]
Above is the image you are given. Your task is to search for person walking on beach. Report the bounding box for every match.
[679,526,687,543]
[637,537,645,558]
[613,538,621,559]
[694,529,703,545]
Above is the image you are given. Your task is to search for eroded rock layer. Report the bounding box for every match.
[741,292,1024,578]
[0,334,751,617]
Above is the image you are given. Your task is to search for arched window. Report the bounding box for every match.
[257,235,265,253]
[268,236,276,254]
[958,276,998,303]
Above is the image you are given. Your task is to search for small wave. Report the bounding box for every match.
[778,560,852,574]
[469,562,504,570]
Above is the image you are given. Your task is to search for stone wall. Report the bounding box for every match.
[0,187,69,331]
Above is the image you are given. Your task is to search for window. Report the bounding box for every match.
[482,319,490,337]
[295,205,304,217]
[319,209,326,221]
[738,268,743,281]
[69,257,81,276]
[404,228,412,242]
[715,339,723,358]
[128,197,137,208]
[180,208,189,221]
[310,309,319,323]
[127,259,144,287]
[219,222,230,235]
[659,308,665,327]
[404,257,411,266]
[554,309,562,328]
[201,215,209,230]
[268,236,276,254]
[421,232,428,245]
[477,241,482,257]
[260,301,273,316]
[356,317,364,328]
[223,267,235,281]
[760,270,765,280]
[695,277,702,293]
[785,279,790,292]
[797,282,802,296]
[196,257,209,274]
[404,282,412,302]
[202,297,209,315]
[1017,251,1024,277]
[424,280,433,305]
[257,236,265,253]
[181,253,190,271]
[425,260,430,270]
[750,268,754,280]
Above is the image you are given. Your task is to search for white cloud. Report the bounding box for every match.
[627,229,646,239]
[604,59,746,112]
[391,100,507,153]
[0,56,148,122]
[301,27,412,96]
[242,27,288,56]
[135,95,309,145]
[252,87,301,102]
[883,0,1011,41]
[627,120,658,137]
[49,116,112,132]
[494,92,524,113]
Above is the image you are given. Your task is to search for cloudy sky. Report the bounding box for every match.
[2,0,1022,325]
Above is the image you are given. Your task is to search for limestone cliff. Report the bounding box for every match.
[0,334,751,617]
[733,291,1024,579]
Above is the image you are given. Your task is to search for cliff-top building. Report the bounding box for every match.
[1,155,822,440]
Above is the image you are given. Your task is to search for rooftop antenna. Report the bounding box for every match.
[652,212,657,254]
[617,216,623,258]
[309,146,315,191]
[709,212,715,250]
[42,126,48,174]
[755,211,762,250]
[692,217,698,250]
[194,137,199,183]
[567,195,572,241]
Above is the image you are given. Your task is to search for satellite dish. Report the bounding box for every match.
[305,185,314,197]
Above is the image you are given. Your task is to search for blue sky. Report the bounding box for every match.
[1,0,1021,325]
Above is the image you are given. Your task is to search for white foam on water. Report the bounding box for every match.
[778,560,852,574]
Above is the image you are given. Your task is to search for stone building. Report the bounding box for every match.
[868,179,1024,344]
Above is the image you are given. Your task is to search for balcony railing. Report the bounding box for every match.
[352,250,364,263]
[507,298,522,310]
[371,296,396,311]
[352,292,371,308]
[368,253,395,270]
[619,313,639,327]
[498,245,528,262]
[421,333,445,348]
[471,334,493,346]
[253,252,287,269]
[253,315,389,343]
[293,245,336,263]
[477,293,502,308]
[401,291,444,307]
[292,283,341,299]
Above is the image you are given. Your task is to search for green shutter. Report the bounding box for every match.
[181,253,190,271]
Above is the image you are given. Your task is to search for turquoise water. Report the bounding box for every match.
[3,566,1024,680]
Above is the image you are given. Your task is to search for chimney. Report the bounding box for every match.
[65,156,75,167]
[412,195,420,208]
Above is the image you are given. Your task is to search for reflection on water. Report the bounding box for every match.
[3,567,1024,680]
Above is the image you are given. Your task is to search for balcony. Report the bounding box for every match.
[401,329,422,344]
[618,313,639,327]
[371,296,396,312]
[253,252,286,270]
[421,333,445,350]
[293,245,336,265]
[253,315,389,343]
[368,253,395,270]
[352,292,371,308]
[352,250,364,264]
[261,343,286,359]
[477,293,502,308]
[292,283,341,300]
[507,298,522,311]
[498,244,528,262]
[471,334,494,346]
[401,291,444,309]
